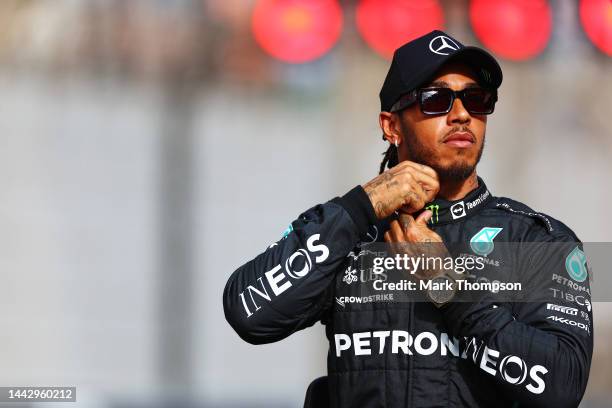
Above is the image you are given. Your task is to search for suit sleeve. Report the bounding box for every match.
[223,185,378,345]
[440,231,593,408]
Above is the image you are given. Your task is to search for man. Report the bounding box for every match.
[223,30,592,407]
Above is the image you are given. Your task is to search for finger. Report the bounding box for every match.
[402,179,427,213]
[389,220,406,242]
[410,179,428,209]
[396,162,438,185]
[414,175,440,202]
[398,161,438,180]
[417,183,430,199]
[398,169,439,202]
[398,162,440,192]
[384,230,403,257]
[415,210,433,226]
[398,213,415,233]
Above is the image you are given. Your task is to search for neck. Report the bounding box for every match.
[438,171,479,201]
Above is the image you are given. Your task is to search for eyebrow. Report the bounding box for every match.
[427,80,480,88]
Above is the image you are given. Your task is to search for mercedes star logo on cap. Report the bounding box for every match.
[379,30,503,112]
[429,35,460,56]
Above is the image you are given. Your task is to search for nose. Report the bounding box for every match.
[447,96,470,125]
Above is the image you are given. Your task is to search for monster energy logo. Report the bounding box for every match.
[425,204,439,224]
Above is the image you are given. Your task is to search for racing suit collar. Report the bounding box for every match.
[422,177,492,225]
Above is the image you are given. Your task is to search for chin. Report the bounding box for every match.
[438,156,476,169]
[433,160,476,182]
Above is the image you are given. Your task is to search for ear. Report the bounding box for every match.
[379,112,403,145]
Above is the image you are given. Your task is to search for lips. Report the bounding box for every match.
[443,132,475,148]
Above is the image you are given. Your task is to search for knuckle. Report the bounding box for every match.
[431,181,440,192]
[397,162,410,171]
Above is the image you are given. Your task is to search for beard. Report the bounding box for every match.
[400,123,485,183]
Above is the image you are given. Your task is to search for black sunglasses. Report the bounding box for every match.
[390,87,498,115]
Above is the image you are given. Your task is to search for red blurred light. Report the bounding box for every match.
[580,0,612,56]
[251,0,343,64]
[356,0,445,59]
[470,0,552,61]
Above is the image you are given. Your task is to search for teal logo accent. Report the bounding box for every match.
[470,227,503,256]
[565,246,587,282]
[281,224,294,238]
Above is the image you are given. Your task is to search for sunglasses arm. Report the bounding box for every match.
[389,90,418,113]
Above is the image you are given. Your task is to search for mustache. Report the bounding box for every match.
[442,126,475,142]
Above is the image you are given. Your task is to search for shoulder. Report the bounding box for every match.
[488,196,580,242]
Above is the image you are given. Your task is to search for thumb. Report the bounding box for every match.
[415,209,433,226]
[398,212,415,232]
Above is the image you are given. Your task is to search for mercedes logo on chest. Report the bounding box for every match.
[429,35,460,56]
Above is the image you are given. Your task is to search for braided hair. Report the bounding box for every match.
[379,143,399,174]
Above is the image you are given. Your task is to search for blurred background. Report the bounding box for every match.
[0,0,610,407]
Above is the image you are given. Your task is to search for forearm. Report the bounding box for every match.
[223,186,378,344]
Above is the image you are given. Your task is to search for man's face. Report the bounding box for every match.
[397,62,488,182]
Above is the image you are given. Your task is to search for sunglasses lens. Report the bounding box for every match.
[421,88,453,114]
[463,88,496,114]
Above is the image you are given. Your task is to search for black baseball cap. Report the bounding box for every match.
[379,30,503,112]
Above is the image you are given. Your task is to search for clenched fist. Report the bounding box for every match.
[384,212,448,281]
[385,211,443,244]
[362,161,439,220]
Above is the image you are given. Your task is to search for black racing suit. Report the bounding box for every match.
[223,179,593,407]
